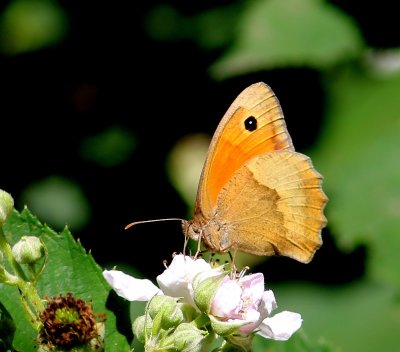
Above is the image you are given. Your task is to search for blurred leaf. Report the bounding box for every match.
[80,125,136,167]
[312,67,400,286]
[166,133,209,210]
[253,330,336,352]
[0,0,68,55]
[20,175,91,231]
[261,281,400,352]
[145,4,238,49]
[192,5,240,50]
[0,208,130,351]
[145,4,185,41]
[210,0,364,79]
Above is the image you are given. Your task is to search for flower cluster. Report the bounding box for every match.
[103,254,302,351]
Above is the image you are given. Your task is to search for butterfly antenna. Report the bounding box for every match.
[125,218,184,230]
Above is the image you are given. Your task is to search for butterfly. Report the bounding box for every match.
[129,82,327,263]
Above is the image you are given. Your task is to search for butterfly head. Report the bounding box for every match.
[181,219,201,242]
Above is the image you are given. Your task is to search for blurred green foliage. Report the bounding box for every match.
[312,67,400,287]
[80,125,137,168]
[211,0,364,78]
[1,0,400,350]
[20,175,91,232]
[166,133,209,211]
[0,0,68,55]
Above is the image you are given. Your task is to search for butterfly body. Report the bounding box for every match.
[183,82,327,263]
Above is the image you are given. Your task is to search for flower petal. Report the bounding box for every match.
[210,277,242,317]
[259,290,277,317]
[238,308,261,334]
[258,311,302,341]
[240,273,265,304]
[156,254,217,306]
[103,270,162,301]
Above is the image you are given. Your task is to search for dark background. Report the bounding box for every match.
[1,0,397,283]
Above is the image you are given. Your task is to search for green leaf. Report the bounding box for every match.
[311,67,400,287]
[0,208,130,351]
[0,301,16,350]
[210,0,364,79]
[258,281,400,352]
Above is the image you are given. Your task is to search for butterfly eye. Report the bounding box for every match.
[244,116,257,132]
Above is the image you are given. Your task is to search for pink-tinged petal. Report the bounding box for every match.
[259,290,277,318]
[211,277,242,317]
[239,273,265,308]
[240,290,277,333]
[258,311,302,341]
[238,308,261,334]
[103,270,162,301]
[240,273,264,294]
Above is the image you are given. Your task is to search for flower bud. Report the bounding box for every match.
[173,322,212,352]
[0,190,14,226]
[12,236,45,264]
[178,302,198,322]
[132,315,150,344]
[147,295,184,329]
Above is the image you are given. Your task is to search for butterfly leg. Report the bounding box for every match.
[193,229,203,259]
[228,250,238,277]
[183,235,189,256]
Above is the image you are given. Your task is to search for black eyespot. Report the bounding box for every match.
[244,116,257,131]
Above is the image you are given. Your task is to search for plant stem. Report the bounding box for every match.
[0,227,28,281]
[0,226,44,328]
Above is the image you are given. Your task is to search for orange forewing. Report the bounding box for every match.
[196,82,294,218]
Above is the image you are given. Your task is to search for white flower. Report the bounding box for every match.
[157,254,222,307]
[103,254,221,306]
[103,255,302,343]
[103,269,162,301]
[207,272,302,340]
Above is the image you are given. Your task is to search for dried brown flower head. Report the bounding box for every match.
[38,292,105,350]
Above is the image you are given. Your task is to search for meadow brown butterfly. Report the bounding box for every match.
[128,82,327,263]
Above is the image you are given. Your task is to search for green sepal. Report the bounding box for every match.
[223,333,254,352]
[193,272,226,313]
[147,295,184,329]
[209,314,249,337]
[179,302,199,322]
[173,322,215,352]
